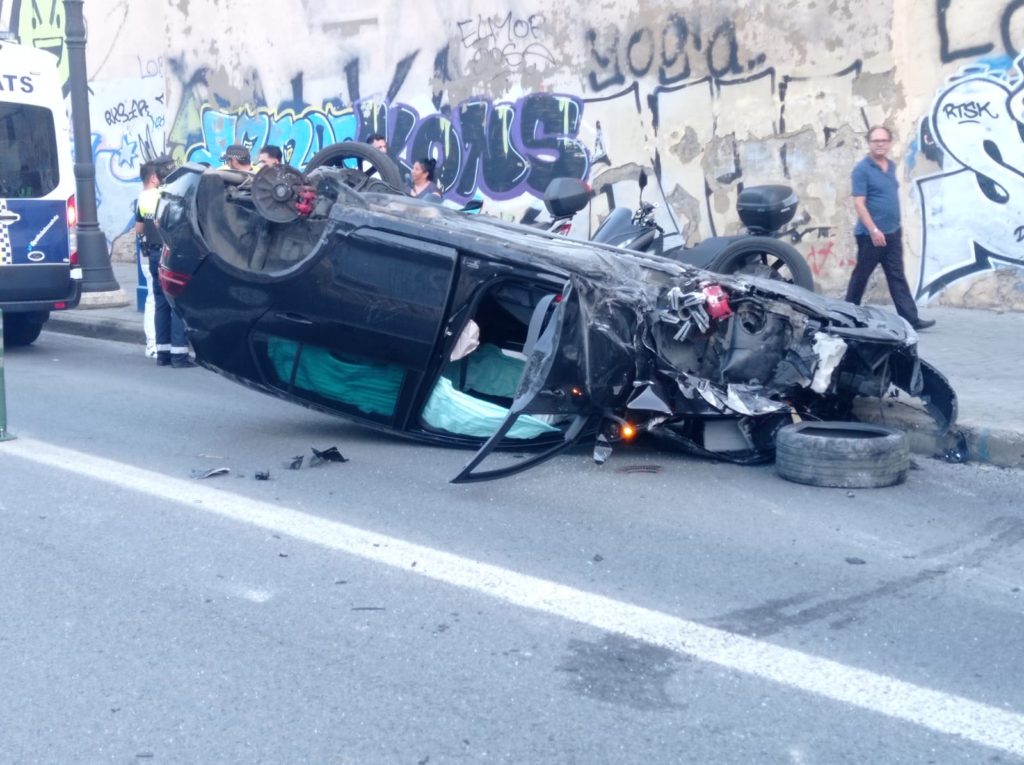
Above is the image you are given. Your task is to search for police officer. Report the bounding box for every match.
[135,161,195,368]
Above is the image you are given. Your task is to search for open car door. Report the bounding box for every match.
[451,285,599,483]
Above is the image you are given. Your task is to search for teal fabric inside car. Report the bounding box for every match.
[442,342,525,399]
[267,337,555,439]
[267,337,403,417]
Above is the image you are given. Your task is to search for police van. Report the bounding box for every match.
[0,39,80,346]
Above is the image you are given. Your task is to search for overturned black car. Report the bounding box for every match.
[155,143,956,483]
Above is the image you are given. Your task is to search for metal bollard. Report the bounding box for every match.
[0,309,15,442]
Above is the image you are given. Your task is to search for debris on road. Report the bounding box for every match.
[254,470,271,480]
[191,466,230,479]
[310,445,349,466]
[944,431,969,464]
[285,455,304,470]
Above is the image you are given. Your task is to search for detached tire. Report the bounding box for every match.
[775,421,909,488]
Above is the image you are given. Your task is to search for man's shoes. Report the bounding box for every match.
[171,354,197,368]
[156,351,171,366]
[911,319,936,330]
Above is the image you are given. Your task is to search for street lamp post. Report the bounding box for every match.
[63,0,126,303]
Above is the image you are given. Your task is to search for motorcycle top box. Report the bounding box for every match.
[736,186,799,234]
[543,178,591,219]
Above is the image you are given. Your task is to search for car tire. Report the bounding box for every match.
[2,314,45,347]
[304,141,405,190]
[775,421,909,488]
[711,237,815,291]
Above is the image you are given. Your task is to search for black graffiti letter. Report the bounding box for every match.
[1002,0,1023,56]
[453,101,487,197]
[706,21,742,78]
[519,94,588,195]
[937,0,994,63]
[586,27,625,91]
[660,14,691,85]
[626,27,655,78]
[409,113,462,193]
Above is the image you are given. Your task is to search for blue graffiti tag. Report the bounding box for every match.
[185,94,589,201]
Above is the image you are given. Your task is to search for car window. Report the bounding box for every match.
[262,336,406,420]
[0,103,59,198]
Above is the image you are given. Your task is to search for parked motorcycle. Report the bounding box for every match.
[518,177,589,235]
[544,172,815,291]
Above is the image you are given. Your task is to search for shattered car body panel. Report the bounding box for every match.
[156,163,957,482]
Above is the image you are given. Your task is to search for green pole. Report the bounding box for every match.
[0,309,15,442]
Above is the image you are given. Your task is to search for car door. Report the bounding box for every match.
[251,227,458,428]
[449,283,600,483]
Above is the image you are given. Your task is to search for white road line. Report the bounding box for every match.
[7,436,1024,757]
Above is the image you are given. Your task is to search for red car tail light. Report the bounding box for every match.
[159,265,192,297]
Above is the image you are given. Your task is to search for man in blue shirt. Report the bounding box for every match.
[844,126,935,330]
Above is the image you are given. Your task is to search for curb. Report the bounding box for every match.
[44,313,146,346]
[853,400,1024,471]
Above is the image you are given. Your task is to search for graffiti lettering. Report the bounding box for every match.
[458,13,554,70]
[936,0,1023,62]
[586,14,764,92]
[586,28,625,91]
[707,21,743,78]
[458,12,544,47]
[1003,0,1024,55]
[104,98,153,126]
[1016,225,1024,242]
[185,93,588,201]
[136,56,165,80]
[916,53,1024,298]
[942,100,997,120]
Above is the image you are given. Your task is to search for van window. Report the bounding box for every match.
[0,103,60,199]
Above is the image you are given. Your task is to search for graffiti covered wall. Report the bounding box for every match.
[1,0,1020,309]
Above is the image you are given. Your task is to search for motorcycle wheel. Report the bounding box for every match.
[304,141,406,191]
[711,237,815,291]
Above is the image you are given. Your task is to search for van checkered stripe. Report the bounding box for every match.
[0,200,19,265]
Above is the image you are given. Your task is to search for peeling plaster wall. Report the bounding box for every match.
[4,0,1018,309]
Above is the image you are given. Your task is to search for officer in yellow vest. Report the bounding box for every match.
[135,161,195,368]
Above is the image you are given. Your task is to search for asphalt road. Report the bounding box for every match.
[2,332,1022,764]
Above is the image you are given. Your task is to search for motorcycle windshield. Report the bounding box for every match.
[590,206,634,244]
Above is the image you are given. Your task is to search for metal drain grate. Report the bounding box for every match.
[616,464,664,475]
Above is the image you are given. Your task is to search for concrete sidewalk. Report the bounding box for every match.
[43,260,1024,469]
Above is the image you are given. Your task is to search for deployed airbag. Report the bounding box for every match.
[423,377,558,439]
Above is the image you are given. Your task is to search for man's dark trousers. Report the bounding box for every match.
[146,246,187,350]
[844,228,920,324]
